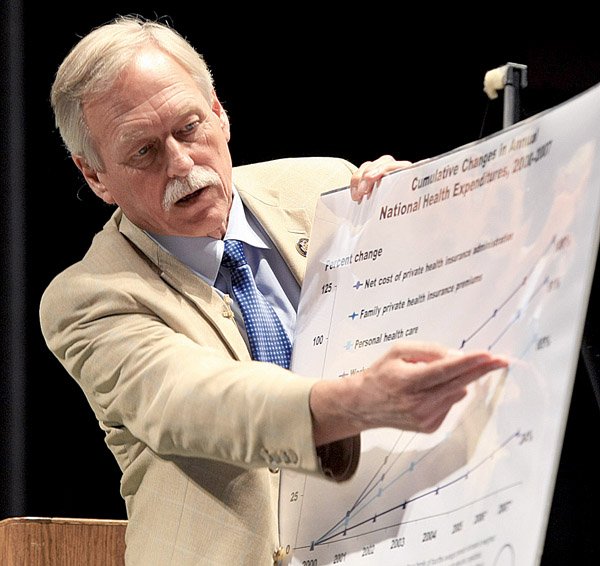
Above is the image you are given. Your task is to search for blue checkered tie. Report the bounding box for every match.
[221,239,292,368]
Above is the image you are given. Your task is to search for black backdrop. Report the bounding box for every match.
[2,3,600,564]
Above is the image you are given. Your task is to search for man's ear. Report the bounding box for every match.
[71,154,116,204]
[211,91,230,142]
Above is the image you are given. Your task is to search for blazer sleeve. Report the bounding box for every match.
[234,156,362,479]
[39,228,327,477]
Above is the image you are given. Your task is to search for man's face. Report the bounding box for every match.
[76,47,233,238]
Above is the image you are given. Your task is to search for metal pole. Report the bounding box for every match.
[483,62,528,128]
[502,63,528,128]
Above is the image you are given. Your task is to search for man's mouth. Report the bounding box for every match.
[176,186,205,206]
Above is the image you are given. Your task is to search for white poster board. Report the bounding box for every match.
[279,83,600,566]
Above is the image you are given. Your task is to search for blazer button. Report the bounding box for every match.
[273,545,289,565]
[222,294,235,319]
[281,450,298,464]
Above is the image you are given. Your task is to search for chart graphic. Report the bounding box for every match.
[279,84,600,565]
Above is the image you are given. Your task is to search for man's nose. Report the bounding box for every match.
[165,138,194,178]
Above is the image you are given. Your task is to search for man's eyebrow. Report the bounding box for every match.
[116,129,150,148]
[115,104,205,148]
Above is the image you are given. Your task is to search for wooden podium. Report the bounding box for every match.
[0,517,127,565]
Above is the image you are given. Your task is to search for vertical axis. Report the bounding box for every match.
[319,283,339,377]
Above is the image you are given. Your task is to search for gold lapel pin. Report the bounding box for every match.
[296,237,309,257]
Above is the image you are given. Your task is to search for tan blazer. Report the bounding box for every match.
[40,157,360,565]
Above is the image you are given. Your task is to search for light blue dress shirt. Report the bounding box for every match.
[148,187,300,349]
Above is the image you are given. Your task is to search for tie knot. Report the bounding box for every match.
[222,239,247,269]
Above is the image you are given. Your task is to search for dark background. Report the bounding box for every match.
[2,3,600,564]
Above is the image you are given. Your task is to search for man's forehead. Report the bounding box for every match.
[85,71,208,143]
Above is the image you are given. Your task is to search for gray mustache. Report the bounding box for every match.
[163,168,222,210]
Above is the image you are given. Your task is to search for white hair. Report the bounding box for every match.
[51,15,214,171]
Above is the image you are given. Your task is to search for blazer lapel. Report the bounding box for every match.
[116,212,251,361]
[233,163,317,285]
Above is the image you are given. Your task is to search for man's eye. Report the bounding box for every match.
[126,143,155,167]
[180,121,199,135]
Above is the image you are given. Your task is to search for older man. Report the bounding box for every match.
[40,15,507,565]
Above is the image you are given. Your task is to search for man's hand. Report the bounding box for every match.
[310,341,509,446]
[350,155,413,203]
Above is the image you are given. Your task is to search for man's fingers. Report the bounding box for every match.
[419,352,509,391]
[350,156,412,202]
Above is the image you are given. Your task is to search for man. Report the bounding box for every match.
[40,15,508,565]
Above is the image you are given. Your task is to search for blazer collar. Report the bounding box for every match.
[232,166,312,284]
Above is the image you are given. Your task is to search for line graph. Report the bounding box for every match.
[283,224,572,565]
[302,429,525,550]
[459,233,569,354]
[281,83,600,565]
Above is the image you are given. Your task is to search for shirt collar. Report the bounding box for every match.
[148,186,269,285]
